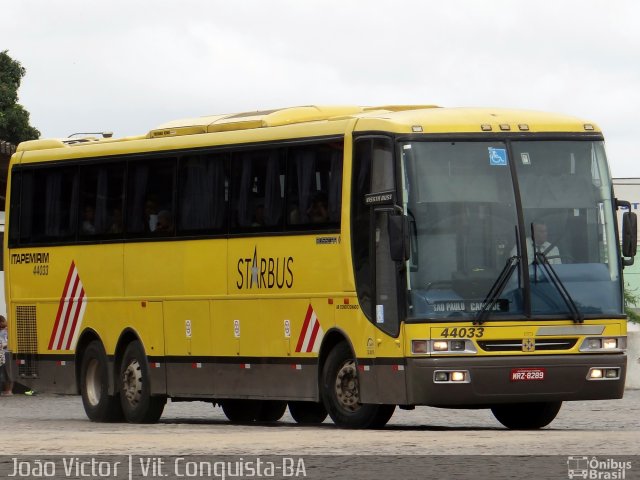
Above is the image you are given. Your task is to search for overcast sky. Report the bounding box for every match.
[2,0,639,177]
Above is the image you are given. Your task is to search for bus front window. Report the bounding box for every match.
[513,140,622,316]
[402,140,623,320]
[402,141,524,318]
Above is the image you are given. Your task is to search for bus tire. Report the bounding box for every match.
[288,401,328,424]
[80,341,123,422]
[256,401,287,422]
[119,340,166,423]
[321,342,395,429]
[491,401,562,429]
[368,404,396,429]
[221,399,261,422]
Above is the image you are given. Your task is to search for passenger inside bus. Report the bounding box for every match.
[307,191,329,223]
[109,208,123,234]
[81,205,96,234]
[252,200,266,227]
[144,196,159,232]
[155,210,174,233]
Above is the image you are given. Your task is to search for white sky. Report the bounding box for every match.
[2,0,639,177]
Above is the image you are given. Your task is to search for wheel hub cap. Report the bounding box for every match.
[122,359,143,406]
[334,360,360,412]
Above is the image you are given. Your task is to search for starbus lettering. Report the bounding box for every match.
[11,252,50,265]
[236,246,294,290]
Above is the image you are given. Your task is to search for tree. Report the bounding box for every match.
[625,287,640,324]
[0,50,40,144]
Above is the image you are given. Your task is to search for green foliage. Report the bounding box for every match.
[0,50,40,144]
[624,287,640,323]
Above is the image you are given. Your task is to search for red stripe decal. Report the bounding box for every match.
[295,304,314,353]
[306,317,321,353]
[55,274,80,350]
[48,262,76,350]
[63,287,85,350]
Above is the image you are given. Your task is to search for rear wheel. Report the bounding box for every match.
[119,340,166,423]
[321,342,395,429]
[256,401,287,422]
[80,341,123,422]
[288,401,328,424]
[491,401,562,429]
[221,399,262,422]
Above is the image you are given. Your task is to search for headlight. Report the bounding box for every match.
[433,341,449,351]
[411,339,478,355]
[580,337,625,352]
[587,338,602,349]
[433,370,470,383]
[587,367,620,380]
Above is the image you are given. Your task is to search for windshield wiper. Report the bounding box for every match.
[474,255,519,326]
[529,222,583,323]
[534,251,584,323]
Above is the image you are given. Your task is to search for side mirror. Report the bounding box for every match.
[622,211,637,265]
[388,214,410,262]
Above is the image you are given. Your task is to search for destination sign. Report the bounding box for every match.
[432,299,509,313]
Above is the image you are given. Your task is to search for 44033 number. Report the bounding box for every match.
[439,327,484,338]
[33,265,49,276]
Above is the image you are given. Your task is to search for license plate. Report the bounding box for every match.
[510,367,545,382]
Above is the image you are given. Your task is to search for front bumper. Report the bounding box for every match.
[405,354,626,407]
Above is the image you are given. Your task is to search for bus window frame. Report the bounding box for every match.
[7,135,345,248]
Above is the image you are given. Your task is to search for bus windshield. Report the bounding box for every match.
[402,139,622,320]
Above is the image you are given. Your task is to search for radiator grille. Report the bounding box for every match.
[477,338,577,352]
[15,305,38,377]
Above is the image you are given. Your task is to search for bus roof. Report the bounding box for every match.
[14,105,601,156]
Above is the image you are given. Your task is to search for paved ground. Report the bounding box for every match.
[2,389,639,456]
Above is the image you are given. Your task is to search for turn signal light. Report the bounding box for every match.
[411,340,429,354]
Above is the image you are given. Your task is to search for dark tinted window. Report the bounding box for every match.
[8,138,345,246]
[231,149,285,232]
[178,153,228,234]
[351,138,374,318]
[126,159,176,235]
[79,163,125,237]
[287,143,343,229]
[18,166,78,243]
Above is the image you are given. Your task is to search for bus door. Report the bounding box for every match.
[370,138,407,404]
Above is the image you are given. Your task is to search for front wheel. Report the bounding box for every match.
[321,342,395,429]
[491,401,562,429]
[119,340,166,423]
[80,341,123,422]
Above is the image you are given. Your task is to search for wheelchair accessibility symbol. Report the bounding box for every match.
[488,147,508,166]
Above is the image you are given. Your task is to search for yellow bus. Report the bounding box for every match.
[4,105,637,429]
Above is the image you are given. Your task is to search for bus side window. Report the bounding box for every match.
[17,166,78,244]
[126,159,176,235]
[287,142,343,229]
[178,153,228,233]
[78,163,125,237]
[231,149,284,232]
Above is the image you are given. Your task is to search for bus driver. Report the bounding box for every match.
[511,222,561,265]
